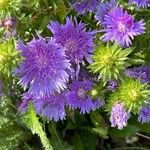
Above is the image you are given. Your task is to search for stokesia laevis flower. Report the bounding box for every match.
[72,0,99,14]
[4,17,17,38]
[110,102,130,129]
[101,7,145,47]
[19,92,66,121]
[33,93,66,121]
[66,80,104,114]
[95,0,116,26]
[125,66,150,84]
[15,34,72,97]
[129,0,150,8]
[48,17,95,78]
[138,104,150,123]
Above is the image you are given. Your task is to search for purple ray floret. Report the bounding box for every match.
[19,92,66,121]
[138,104,150,123]
[125,66,150,84]
[95,0,116,26]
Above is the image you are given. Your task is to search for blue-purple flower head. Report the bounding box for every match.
[66,80,104,114]
[33,93,66,121]
[129,0,150,8]
[138,104,150,123]
[48,17,95,66]
[101,7,145,47]
[19,92,66,121]
[15,34,72,97]
[110,102,130,129]
[72,0,99,14]
[95,0,117,26]
[125,66,150,84]
[4,17,17,28]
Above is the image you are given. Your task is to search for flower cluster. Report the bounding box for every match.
[16,17,104,121]
[1,0,149,131]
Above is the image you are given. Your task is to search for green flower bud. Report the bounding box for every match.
[88,43,133,83]
[108,78,150,114]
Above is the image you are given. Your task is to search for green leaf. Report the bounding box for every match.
[73,132,84,150]
[22,103,53,150]
[109,124,139,138]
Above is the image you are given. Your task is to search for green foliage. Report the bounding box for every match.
[0,38,21,77]
[0,0,21,15]
[89,43,133,83]
[22,103,53,150]
[0,96,29,150]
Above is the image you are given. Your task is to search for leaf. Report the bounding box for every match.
[109,124,139,138]
[73,132,84,150]
[22,103,53,150]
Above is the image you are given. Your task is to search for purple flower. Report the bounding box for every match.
[138,105,150,123]
[95,0,116,26]
[4,17,17,38]
[101,7,145,46]
[33,93,66,121]
[19,92,66,121]
[110,103,130,129]
[4,17,16,28]
[72,0,99,14]
[107,80,118,91]
[48,18,95,67]
[66,80,104,114]
[15,35,71,97]
[125,66,150,84]
[129,0,150,8]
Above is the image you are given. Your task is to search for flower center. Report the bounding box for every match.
[36,55,48,68]
[102,53,114,68]
[77,87,86,100]
[130,89,139,101]
[114,115,120,121]
[117,17,133,33]
[65,39,78,54]
[117,22,126,32]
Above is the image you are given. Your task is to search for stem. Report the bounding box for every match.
[48,122,62,145]
[112,147,149,150]
[136,132,150,140]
